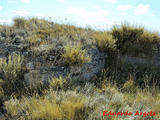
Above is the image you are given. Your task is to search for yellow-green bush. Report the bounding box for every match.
[93,32,117,52]
[4,97,22,116]
[92,32,118,64]
[0,53,25,95]
[62,43,91,65]
[111,24,160,56]
[49,76,67,90]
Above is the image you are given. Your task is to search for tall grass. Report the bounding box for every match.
[93,32,117,53]
[0,53,25,95]
[5,91,88,120]
[111,24,160,56]
[62,43,91,65]
[5,81,160,120]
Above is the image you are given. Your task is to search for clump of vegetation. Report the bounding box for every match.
[26,34,41,46]
[111,24,160,56]
[13,17,52,30]
[13,17,27,29]
[121,75,136,93]
[5,91,88,120]
[93,32,117,53]
[62,43,91,65]
[92,31,118,64]
[49,76,67,90]
[0,53,25,95]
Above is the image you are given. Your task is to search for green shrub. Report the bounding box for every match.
[0,53,25,95]
[62,43,91,65]
[111,24,160,56]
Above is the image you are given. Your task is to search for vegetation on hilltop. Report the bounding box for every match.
[0,17,160,120]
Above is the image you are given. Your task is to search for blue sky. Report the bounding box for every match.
[0,0,160,31]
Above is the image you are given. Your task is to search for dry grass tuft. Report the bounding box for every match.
[93,32,117,52]
[5,91,88,120]
[0,53,25,95]
[62,43,91,65]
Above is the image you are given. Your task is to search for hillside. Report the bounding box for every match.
[0,18,160,120]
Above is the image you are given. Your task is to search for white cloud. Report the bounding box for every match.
[135,4,150,15]
[67,8,118,27]
[0,6,2,10]
[104,0,116,3]
[21,0,30,3]
[68,8,108,19]
[117,5,132,11]
[13,10,29,17]
[56,0,64,3]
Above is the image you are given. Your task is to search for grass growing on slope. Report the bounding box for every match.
[93,32,117,53]
[62,43,91,65]
[13,17,92,47]
[111,24,160,57]
[0,53,25,96]
[5,91,88,120]
[4,81,160,120]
